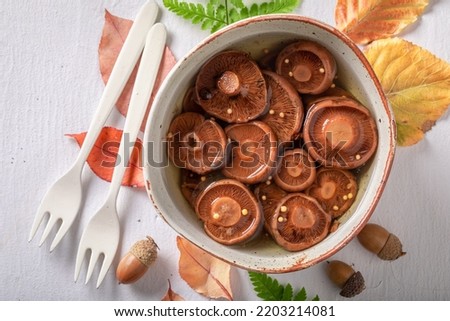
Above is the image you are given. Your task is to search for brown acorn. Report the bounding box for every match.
[326,260,365,298]
[357,223,406,260]
[116,236,158,284]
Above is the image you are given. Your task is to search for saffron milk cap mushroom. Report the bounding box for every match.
[167,112,228,174]
[276,40,337,95]
[259,70,304,143]
[195,51,268,123]
[303,96,378,169]
[194,178,263,245]
[222,121,278,184]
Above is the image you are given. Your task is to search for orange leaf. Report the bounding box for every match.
[161,280,185,301]
[98,10,177,131]
[66,127,145,187]
[176,236,233,300]
[335,0,429,44]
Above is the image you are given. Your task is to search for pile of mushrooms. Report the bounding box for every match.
[167,40,378,250]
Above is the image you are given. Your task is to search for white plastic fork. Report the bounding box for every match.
[28,1,159,251]
[74,23,167,288]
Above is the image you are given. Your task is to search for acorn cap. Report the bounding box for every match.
[340,271,365,298]
[130,236,158,267]
[378,233,406,261]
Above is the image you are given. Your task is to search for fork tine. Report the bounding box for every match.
[49,221,70,252]
[96,254,115,288]
[74,244,87,282]
[85,249,101,285]
[38,215,60,247]
[28,207,49,242]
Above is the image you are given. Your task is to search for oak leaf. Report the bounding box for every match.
[335,0,429,44]
[98,10,177,131]
[66,126,145,187]
[161,280,185,301]
[364,38,450,146]
[176,236,233,300]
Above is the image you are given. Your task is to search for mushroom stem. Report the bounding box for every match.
[293,64,312,82]
[217,71,241,96]
[182,132,201,151]
[210,196,242,227]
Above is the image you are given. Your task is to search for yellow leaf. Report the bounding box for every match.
[365,38,450,146]
[176,236,233,300]
[335,0,429,44]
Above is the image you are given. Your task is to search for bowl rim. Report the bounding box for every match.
[143,14,397,273]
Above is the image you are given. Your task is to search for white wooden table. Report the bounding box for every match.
[1,0,449,300]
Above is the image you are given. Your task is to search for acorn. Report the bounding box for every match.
[116,236,158,284]
[357,223,406,260]
[326,260,365,298]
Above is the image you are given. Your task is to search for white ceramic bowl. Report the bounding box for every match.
[143,15,396,272]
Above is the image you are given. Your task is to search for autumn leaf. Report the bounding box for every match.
[98,10,177,131]
[335,0,429,44]
[66,126,145,187]
[365,38,450,146]
[176,236,233,300]
[161,280,185,301]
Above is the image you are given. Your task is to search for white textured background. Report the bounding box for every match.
[1,0,449,300]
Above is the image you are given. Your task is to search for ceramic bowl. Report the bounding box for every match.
[143,15,396,272]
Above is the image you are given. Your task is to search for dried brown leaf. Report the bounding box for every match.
[365,38,450,146]
[176,236,233,300]
[335,0,429,44]
[98,10,177,131]
[161,280,185,301]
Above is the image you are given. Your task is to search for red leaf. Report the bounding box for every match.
[98,10,177,131]
[66,127,144,188]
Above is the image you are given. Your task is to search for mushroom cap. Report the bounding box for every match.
[259,70,304,143]
[180,170,218,207]
[254,181,288,231]
[180,169,201,206]
[168,112,228,174]
[168,112,205,168]
[222,121,278,184]
[194,179,263,245]
[302,85,356,112]
[303,96,378,169]
[306,168,357,218]
[276,40,337,95]
[182,86,204,113]
[274,148,317,192]
[268,193,332,251]
[195,51,268,123]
